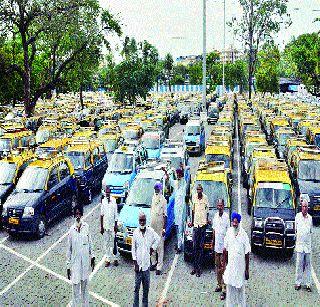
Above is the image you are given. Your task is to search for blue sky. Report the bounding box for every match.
[102,0,320,59]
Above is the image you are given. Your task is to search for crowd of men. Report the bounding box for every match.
[65,168,313,307]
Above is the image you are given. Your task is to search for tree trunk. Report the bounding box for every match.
[22,38,33,117]
[80,84,84,110]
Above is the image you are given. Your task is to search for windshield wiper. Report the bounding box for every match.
[275,196,291,209]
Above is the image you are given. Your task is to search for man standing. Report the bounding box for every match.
[100,186,119,267]
[190,184,209,277]
[67,206,95,307]
[150,182,167,275]
[174,168,187,253]
[212,199,229,300]
[295,198,312,292]
[132,212,160,307]
[223,212,250,307]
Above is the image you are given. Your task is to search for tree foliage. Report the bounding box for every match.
[0,0,121,116]
[255,43,280,95]
[284,33,320,96]
[231,0,290,98]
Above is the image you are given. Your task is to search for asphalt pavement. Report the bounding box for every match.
[0,120,319,306]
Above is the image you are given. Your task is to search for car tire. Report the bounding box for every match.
[36,216,46,240]
[251,241,258,254]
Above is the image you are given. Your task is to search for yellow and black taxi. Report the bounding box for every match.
[250,159,295,255]
[65,139,108,204]
[2,156,77,239]
[289,146,320,218]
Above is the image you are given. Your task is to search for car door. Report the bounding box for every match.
[58,161,72,212]
[46,165,61,223]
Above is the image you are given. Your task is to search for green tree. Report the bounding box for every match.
[0,0,121,116]
[231,0,290,99]
[255,43,280,96]
[163,53,174,91]
[284,33,320,96]
[172,64,188,85]
[188,62,202,84]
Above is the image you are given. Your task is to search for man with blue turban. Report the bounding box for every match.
[150,181,167,275]
[223,212,250,306]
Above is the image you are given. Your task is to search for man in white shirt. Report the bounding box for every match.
[174,168,187,253]
[223,212,250,307]
[150,182,167,275]
[132,212,160,307]
[212,199,229,300]
[100,187,119,267]
[67,206,95,307]
[190,184,210,277]
[295,198,312,292]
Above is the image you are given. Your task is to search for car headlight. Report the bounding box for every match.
[285,221,294,230]
[23,207,34,217]
[254,218,264,228]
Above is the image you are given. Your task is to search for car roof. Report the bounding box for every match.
[136,169,164,180]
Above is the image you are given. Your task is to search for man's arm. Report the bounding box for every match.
[132,233,139,272]
[245,253,250,280]
[100,215,104,234]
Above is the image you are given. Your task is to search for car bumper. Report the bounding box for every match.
[184,239,214,258]
[186,146,201,153]
[3,216,37,234]
[251,230,295,249]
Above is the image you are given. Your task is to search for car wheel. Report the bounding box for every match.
[251,241,258,254]
[36,216,46,240]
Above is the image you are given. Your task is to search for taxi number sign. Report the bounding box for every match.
[314,205,320,211]
[126,237,132,245]
[9,217,19,225]
[265,237,282,247]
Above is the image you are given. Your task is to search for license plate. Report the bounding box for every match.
[204,243,213,250]
[126,237,132,245]
[8,217,19,225]
[314,205,320,211]
[265,237,282,247]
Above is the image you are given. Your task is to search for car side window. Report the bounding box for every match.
[92,148,100,165]
[84,152,92,168]
[48,166,59,190]
[59,162,70,181]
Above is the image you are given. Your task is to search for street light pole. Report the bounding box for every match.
[222,0,226,95]
[202,0,207,110]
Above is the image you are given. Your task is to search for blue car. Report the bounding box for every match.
[184,119,205,155]
[116,163,176,254]
[101,146,147,202]
[142,131,165,160]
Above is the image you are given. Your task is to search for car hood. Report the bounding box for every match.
[4,192,43,208]
[103,172,132,187]
[0,184,13,200]
[253,207,295,221]
[119,205,151,228]
[298,179,320,195]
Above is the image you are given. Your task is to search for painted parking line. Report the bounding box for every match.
[158,254,179,306]
[0,236,8,244]
[311,266,320,295]
[0,201,101,298]
[0,240,118,306]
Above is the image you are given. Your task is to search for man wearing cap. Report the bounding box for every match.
[150,182,167,275]
[100,186,119,267]
[295,197,313,292]
[174,168,187,253]
[212,199,229,300]
[223,212,250,307]
[132,212,160,307]
[190,184,210,277]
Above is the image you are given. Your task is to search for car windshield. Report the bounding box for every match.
[123,129,139,140]
[0,139,11,151]
[255,184,293,209]
[103,139,117,152]
[16,167,48,192]
[0,162,16,184]
[126,177,158,207]
[193,180,228,220]
[143,137,160,149]
[298,160,320,181]
[206,154,230,168]
[36,130,50,143]
[66,151,85,170]
[279,133,295,145]
[186,125,200,136]
[208,108,218,115]
[108,153,133,173]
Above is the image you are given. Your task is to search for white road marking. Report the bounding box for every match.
[0,241,118,306]
[0,201,101,298]
[158,254,179,305]
[0,236,8,244]
[311,265,320,295]
[235,114,241,214]
[89,255,107,281]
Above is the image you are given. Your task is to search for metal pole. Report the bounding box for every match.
[222,0,226,95]
[202,0,206,110]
